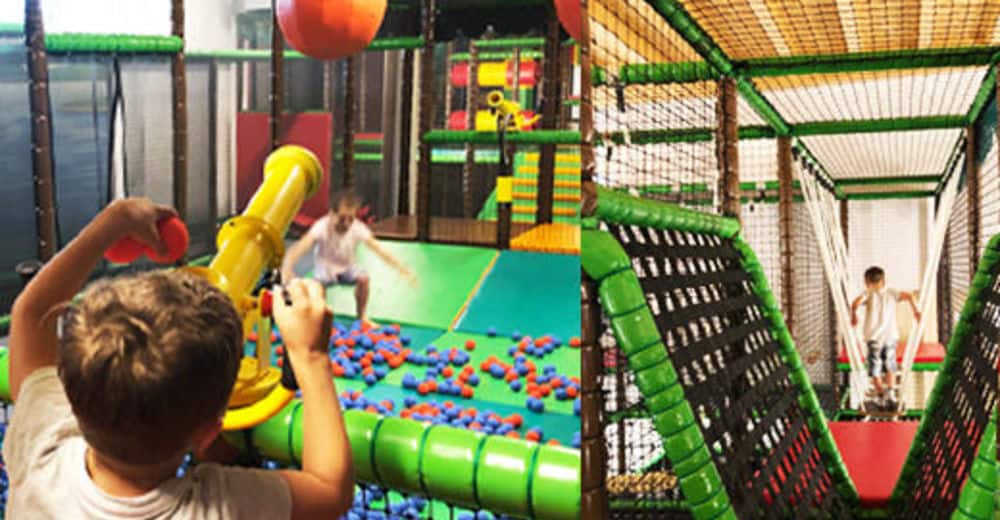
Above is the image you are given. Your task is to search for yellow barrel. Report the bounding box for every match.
[477,61,508,87]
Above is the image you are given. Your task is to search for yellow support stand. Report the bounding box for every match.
[180,145,324,431]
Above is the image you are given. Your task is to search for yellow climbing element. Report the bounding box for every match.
[180,145,324,431]
[511,223,580,255]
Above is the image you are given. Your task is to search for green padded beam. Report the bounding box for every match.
[889,233,1000,514]
[424,130,582,145]
[602,47,1000,85]
[950,410,997,520]
[835,175,942,187]
[966,67,997,126]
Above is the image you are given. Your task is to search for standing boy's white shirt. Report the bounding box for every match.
[861,287,900,344]
[309,215,373,279]
[3,367,291,519]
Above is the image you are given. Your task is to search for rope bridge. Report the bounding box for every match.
[581,186,997,519]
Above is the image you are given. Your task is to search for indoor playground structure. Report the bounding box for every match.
[578,0,998,518]
[0,0,584,519]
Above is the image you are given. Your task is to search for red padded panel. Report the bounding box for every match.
[837,341,945,364]
[236,112,332,221]
[829,421,918,508]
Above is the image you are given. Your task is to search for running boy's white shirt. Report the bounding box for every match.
[308,215,373,280]
[859,288,900,344]
[3,367,291,520]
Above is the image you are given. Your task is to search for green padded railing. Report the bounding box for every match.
[581,186,858,519]
[889,233,1000,518]
[950,410,997,520]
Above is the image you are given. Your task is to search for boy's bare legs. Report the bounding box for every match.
[355,275,371,326]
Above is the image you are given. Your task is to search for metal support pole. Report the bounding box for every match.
[580,277,609,519]
[343,56,357,190]
[269,0,284,152]
[966,126,980,277]
[535,7,561,224]
[463,41,478,218]
[397,49,415,216]
[777,136,794,327]
[716,76,740,220]
[415,0,436,241]
[25,0,57,261]
[171,0,188,223]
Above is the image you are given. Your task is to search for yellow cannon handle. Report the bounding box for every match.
[486,91,538,131]
[181,145,324,431]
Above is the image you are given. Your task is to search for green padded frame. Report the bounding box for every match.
[581,186,858,519]
[888,233,1000,518]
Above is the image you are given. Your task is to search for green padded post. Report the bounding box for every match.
[420,426,483,510]
[582,226,736,520]
[950,410,997,519]
[475,436,536,517]
[372,417,427,494]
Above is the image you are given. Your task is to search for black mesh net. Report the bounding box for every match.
[600,221,851,518]
[892,252,1000,518]
[598,318,688,518]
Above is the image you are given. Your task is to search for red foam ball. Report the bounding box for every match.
[145,217,189,264]
[276,0,388,61]
[553,0,582,41]
[104,236,144,264]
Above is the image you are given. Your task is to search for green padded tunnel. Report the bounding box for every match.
[0,350,580,520]
[582,186,998,519]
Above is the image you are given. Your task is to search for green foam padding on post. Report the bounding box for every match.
[593,185,740,238]
[421,426,484,509]
[325,241,496,329]
[44,33,183,54]
[890,234,1000,513]
[951,411,997,519]
[344,410,381,483]
[531,445,583,520]
[475,436,536,517]
[372,417,428,493]
[382,331,579,416]
[424,130,581,145]
[455,250,580,342]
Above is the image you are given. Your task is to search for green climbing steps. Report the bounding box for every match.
[478,148,581,225]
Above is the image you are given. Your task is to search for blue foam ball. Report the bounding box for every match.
[343,366,357,378]
[555,388,568,400]
[507,346,518,356]
[512,330,522,340]
[487,327,497,337]
[509,380,522,392]
[426,345,437,353]
[373,353,385,363]
[374,366,388,378]
[468,374,480,386]
[573,397,581,416]
[404,396,417,407]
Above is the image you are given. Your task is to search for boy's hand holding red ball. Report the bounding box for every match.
[103,198,189,264]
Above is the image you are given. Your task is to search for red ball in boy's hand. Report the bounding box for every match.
[104,236,144,264]
[145,216,190,264]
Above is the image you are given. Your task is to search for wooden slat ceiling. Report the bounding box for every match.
[679,0,1000,59]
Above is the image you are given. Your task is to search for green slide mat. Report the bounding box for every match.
[325,241,496,329]
[455,250,581,341]
[382,331,580,417]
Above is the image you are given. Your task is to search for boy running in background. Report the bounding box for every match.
[4,198,354,519]
[850,266,921,411]
[282,191,416,325]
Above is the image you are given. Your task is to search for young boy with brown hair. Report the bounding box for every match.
[282,191,416,325]
[850,266,920,411]
[4,198,354,519]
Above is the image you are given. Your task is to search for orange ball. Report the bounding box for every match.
[277,0,388,60]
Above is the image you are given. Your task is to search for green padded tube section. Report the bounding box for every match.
[0,349,8,402]
[475,436,536,517]
[372,417,427,494]
[423,130,582,145]
[950,410,997,519]
[420,426,483,510]
[581,228,735,520]
[891,234,1000,509]
[531,445,584,520]
[343,410,381,483]
[593,185,740,238]
[732,238,860,505]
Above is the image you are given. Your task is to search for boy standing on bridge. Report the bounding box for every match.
[851,266,920,411]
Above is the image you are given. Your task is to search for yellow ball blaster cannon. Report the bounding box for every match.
[486,91,540,131]
[181,145,324,431]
